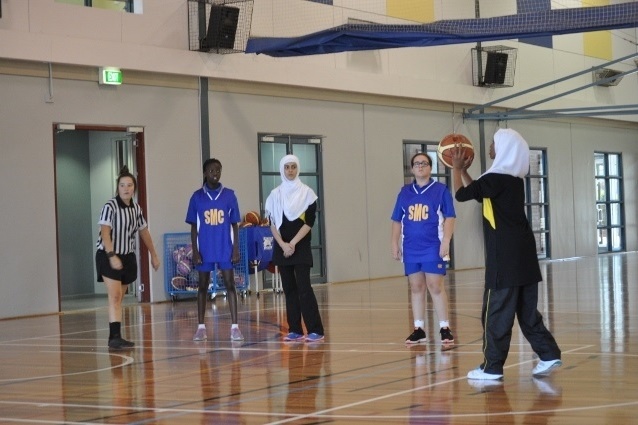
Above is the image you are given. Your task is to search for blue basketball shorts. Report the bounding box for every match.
[196,261,233,272]
[404,261,447,276]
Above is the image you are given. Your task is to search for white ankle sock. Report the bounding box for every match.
[414,320,425,329]
[198,324,206,330]
[440,320,449,329]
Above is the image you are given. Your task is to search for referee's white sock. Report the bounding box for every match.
[231,324,239,329]
[198,324,206,330]
[439,320,450,329]
[414,320,425,329]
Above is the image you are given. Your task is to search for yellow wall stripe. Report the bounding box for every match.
[583,0,612,60]
[387,0,435,24]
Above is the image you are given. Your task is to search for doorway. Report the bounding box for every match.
[54,124,150,311]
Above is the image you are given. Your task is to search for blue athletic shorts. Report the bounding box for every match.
[404,261,447,276]
[196,261,233,272]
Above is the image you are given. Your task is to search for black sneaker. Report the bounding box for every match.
[440,327,454,344]
[108,337,135,349]
[405,327,427,344]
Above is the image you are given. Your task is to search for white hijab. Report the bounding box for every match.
[482,128,530,179]
[265,154,318,230]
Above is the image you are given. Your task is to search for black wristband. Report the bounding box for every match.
[106,251,116,258]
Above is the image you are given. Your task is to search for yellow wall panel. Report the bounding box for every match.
[583,0,612,60]
[584,31,612,60]
[387,0,434,23]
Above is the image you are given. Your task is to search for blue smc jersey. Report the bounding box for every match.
[185,184,241,263]
[391,179,455,262]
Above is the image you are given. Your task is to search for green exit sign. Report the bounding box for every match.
[99,67,123,85]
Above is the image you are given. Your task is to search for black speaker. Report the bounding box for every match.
[483,52,508,85]
[202,5,239,51]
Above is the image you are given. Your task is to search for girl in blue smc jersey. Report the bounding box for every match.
[186,158,243,342]
[391,152,456,345]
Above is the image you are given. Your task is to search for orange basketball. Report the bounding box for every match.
[244,211,261,225]
[437,133,474,168]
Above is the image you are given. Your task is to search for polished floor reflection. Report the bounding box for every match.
[1,252,637,424]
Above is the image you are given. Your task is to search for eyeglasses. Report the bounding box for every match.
[413,161,431,168]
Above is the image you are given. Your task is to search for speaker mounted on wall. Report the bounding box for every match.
[201,5,240,52]
[484,52,508,85]
[187,0,254,54]
[471,46,517,88]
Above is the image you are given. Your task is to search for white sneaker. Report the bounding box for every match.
[230,328,244,341]
[532,359,562,376]
[193,327,207,341]
[467,366,503,380]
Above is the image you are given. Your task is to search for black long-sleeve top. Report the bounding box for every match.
[455,173,542,289]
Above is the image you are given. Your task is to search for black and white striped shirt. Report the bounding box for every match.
[96,196,148,254]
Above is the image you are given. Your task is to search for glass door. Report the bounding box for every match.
[259,134,326,284]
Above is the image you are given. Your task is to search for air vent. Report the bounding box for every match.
[592,68,623,87]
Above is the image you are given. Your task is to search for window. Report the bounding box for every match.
[595,152,625,252]
[525,148,550,259]
[403,142,449,185]
[56,0,139,13]
[401,143,550,261]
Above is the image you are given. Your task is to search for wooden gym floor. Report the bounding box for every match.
[1,252,637,424]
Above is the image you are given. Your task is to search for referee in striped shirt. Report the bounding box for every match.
[96,166,160,349]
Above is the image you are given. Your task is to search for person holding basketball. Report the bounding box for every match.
[186,158,244,342]
[452,128,561,380]
[265,154,324,343]
[391,152,456,345]
[96,166,160,350]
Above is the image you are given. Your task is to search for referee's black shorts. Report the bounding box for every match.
[96,250,138,285]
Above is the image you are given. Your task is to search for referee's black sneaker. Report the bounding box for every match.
[405,327,427,344]
[108,337,135,349]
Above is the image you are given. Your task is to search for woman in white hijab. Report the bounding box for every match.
[265,155,325,342]
[452,128,562,381]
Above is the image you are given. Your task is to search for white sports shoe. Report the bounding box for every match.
[230,327,244,341]
[467,366,503,380]
[193,327,207,341]
[532,359,562,376]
